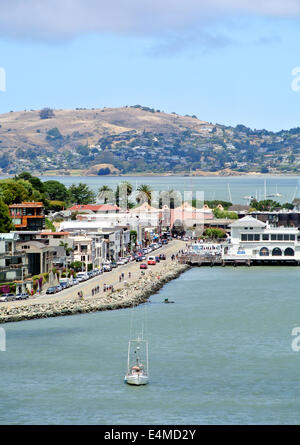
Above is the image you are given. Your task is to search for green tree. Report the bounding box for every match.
[45,218,56,232]
[44,180,69,202]
[115,181,133,207]
[0,200,14,232]
[98,185,113,204]
[68,183,96,205]
[0,179,29,205]
[136,184,152,205]
[203,228,226,239]
[15,172,45,194]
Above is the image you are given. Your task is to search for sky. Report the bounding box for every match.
[0,1,300,130]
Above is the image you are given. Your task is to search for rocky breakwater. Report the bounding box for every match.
[0,262,190,324]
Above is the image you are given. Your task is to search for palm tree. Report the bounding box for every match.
[115,181,133,207]
[97,185,113,204]
[136,184,152,205]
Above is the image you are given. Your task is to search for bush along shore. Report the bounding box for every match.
[0,262,190,324]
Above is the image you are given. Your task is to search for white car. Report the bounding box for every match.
[76,272,89,281]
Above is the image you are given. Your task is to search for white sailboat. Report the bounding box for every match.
[124,306,149,386]
[267,185,282,198]
[124,332,149,385]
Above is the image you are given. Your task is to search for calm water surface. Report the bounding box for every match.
[38,175,300,205]
[1,266,300,425]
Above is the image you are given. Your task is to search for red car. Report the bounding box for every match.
[140,263,148,269]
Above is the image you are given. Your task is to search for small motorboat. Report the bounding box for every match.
[163,298,175,304]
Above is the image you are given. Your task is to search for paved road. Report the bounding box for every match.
[1,239,186,309]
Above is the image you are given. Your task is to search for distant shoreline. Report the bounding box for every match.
[1,171,300,178]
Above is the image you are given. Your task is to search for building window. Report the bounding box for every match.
[272,247,282,256]
[284,235,290,241]
[290,235,296,241]
[260,247,269,257]
[262,234,269,241]
[271,234,277,241]
[284,248,295,256]
[277,234,283,241]
[241,234,247,241]
[254,234,260,241]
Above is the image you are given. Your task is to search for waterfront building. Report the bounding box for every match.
[224,215,300,262]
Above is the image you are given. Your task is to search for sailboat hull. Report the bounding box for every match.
[124,374,149,385]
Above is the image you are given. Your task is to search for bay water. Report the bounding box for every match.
[1,266,300,425]
[38,175,300,205]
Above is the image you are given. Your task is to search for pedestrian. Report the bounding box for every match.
[119,275,122,282]
[103,284,106,292]
[121,272,124,280]
[92,288,94,296]
[129,272,131,279]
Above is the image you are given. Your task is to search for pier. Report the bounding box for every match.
[178,252,300,266]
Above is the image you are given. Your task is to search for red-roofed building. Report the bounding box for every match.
[68,204,120,214]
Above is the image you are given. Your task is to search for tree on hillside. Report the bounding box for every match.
[0,200,14,232]
[39,108,55,119]
[97,167,111,176]
[68,183,96,205]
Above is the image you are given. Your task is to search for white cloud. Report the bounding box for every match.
[0,0,298,41]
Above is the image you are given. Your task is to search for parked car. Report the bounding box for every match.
[15,293,29,300]
[162,239,168,245]
[117,259,126,265]
[147,256,156,265]
[111,262,118,268]
[55,285,62,292]
[140,263,148,269]
[59,282,69,290]
[76,272,89,281]
[155,256,160,263]
[103,264,112,272]
[71,279,79,286]
[135,256,143,262]
[0,293,15,302]
[46,287,57,294]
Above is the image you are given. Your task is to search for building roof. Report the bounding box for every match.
[68,204,120,212]
[40,232,70,236]
[0,233,19,241]
[9,202,44,208]
[229,215,266,228]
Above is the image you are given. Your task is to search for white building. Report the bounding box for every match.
[224,215,300,261]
